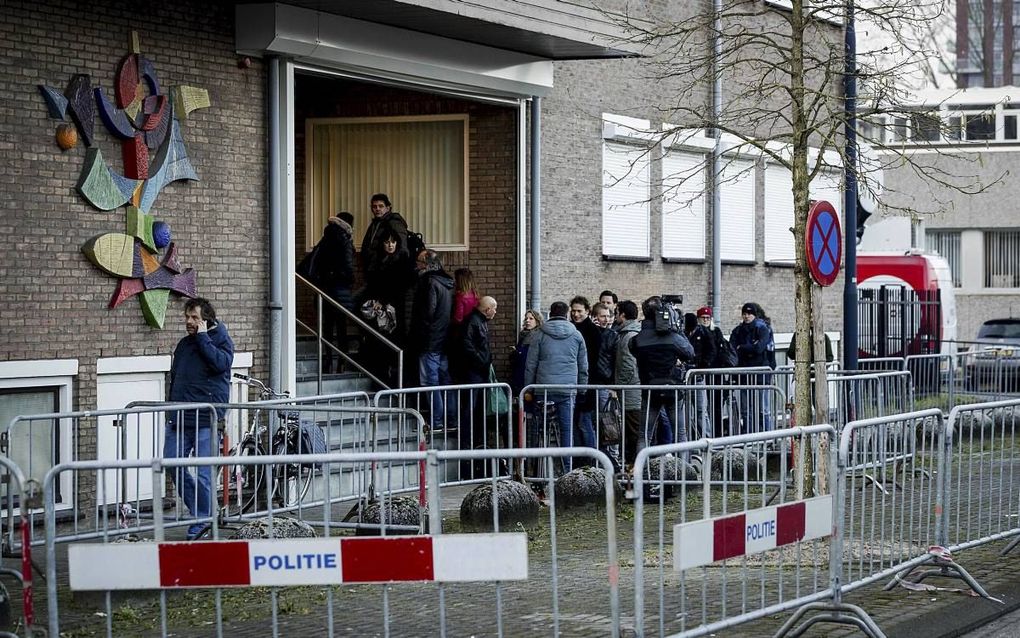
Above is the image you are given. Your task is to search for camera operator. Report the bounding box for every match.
[628,296,695,459]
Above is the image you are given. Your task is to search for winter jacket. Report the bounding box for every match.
[629,320,696,385]
[687,324,717,369]
[452,290,479,326]
[459,308,492,377]
[787,331,834,364]
[410,268,454,353]
[360,211,409,276]
[730,318,771,368]
[298,220,354,295]
[574,319,602,410]
[524,317,588,389]
[614,319,642,410]
[168,321,235,427]
[365,251,413,309]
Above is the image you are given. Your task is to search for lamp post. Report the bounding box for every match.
[842,0,859,370]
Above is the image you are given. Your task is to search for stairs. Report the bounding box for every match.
[295,336,376,397]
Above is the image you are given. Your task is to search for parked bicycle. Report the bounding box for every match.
[227,374,324,514]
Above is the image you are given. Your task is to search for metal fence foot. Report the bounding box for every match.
[774,601,885,638]
[1001,534,1020,556]
[884,548,998,601]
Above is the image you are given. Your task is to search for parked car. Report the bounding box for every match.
[963,318,1020,392]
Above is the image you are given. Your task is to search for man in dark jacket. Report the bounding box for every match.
[360,193,409,278]
[166,297,234,540]
[729,302,775,432]
[629,297,695,455]
[411,249,455,428]
[458,296,498,444]
[571,296,602,451]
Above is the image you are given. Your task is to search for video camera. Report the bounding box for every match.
[655,294,684,334]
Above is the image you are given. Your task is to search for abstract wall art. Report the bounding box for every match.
[39,32,210,328]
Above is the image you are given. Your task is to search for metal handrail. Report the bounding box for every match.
[295,273,403,392]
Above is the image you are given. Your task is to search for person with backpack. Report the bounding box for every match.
[629,296,695,458]
[298,212,355,373]
[697,306,734,435]
[730,302,776,432]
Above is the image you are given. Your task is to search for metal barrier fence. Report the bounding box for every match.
[11,403,422,550]
[631,425,837,638]
[956,347,1020,401]
[767,370,913,432]
[0,456,36,637]
[944,399,1020,556]
[517,383,788,479]
[43,446,620,638]
[373,383,516,486]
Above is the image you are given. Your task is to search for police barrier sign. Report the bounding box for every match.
[673,496,832,571]
[68,533,528,590]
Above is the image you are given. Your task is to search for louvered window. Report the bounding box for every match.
[764,163,795,263]
[719,159,756,262]
[661,150,706,261]
[602,141,651,259]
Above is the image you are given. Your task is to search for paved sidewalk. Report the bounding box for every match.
[15,481,1019,638]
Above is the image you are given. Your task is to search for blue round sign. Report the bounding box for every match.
[806,200,842,286]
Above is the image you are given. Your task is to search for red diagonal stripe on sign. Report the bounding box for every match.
[776,501,806,547]
[713,514,746,562]
[341,537,434,582]
[159,541,250,587]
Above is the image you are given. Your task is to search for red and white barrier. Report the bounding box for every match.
[674,496,832,570]
[68,533,528,590]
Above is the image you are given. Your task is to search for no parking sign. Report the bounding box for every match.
[806,200,842,286]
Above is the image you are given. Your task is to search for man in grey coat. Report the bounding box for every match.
[524,301,588,471]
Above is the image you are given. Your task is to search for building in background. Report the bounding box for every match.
[957,0,1020,87]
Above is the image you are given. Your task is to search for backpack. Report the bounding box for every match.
[765,325,777,370]
[713,328,738,368]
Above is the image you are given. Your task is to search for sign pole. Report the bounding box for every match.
[842,0,859,371]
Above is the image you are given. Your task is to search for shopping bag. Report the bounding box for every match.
[599,396,622,445]
[486,365,510,417]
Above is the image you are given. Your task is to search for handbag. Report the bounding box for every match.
[485,365,510,417]
[599,396,623,445]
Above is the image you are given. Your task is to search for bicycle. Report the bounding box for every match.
[226,374,320,515]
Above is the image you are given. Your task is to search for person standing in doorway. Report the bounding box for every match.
[165,298,234,540]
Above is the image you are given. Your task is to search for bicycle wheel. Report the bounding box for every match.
[228,440,268,514]
[270,436,313,509]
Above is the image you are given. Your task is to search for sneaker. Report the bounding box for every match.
[186,523,209,541]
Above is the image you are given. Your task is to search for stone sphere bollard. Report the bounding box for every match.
[641,455,699,500]
[554,466,611,510]
[231,516,317,540]
[355,496,427,536]
[460,480,540,529]
[708,447,762,481]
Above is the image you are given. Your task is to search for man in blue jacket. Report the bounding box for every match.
[524,301,588,471]
[166,297,234,540]
[729,302,775,432]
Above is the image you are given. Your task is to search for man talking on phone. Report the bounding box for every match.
[165,297,235,540]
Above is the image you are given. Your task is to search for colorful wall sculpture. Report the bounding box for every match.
[39,33,210,328]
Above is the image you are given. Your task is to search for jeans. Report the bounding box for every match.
[164,423,216,521]
[736,373,774,433]
[692,379,712,438]
[643,390,686,451]
[546,392,575,472]
[419,352,452,428]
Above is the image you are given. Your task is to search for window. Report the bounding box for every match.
[984,230,1020,288]
[661,150,706,261]
[810,170,842,216]
[925,230,962,287]
[719,158,756,262]
[763,163,795,263]
[910,112,941,142]
[305,115,469,250]
[602,141,651,259]
[0,387,60,506]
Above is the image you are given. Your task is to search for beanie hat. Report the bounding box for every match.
[741,303,757,316]
[696,306,712,318]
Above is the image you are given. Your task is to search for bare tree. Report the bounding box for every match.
[592,0,1002,494]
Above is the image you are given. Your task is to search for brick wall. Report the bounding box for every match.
[538,3,846,337]
[294,76,519,378]
[0,1,267,406]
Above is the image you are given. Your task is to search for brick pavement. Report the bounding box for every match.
[16,476,1019,638]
